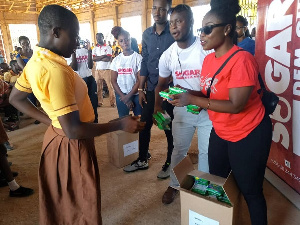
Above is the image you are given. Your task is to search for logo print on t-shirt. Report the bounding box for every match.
[77,55,88,63]
[118,68,133,75]
[201,74,218,94]
[175,69,201,79]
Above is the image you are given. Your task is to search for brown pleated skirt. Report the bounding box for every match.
[0,120,8,144]
[39,126,102,225]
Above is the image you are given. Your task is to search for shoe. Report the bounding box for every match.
[147,152,152,160]
[34,120,40,124]
[4,141,14,151]
[123,159,148,172]
[162,186,178,204]
[157,162,171,179]
[10,186,34,197]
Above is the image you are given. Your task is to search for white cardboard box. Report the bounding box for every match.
[173,156,246,225]
[106,131,139,168]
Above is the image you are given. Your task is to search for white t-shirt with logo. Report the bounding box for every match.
[75,48,91,78]
[92,44,112,70]
[110,52,142,95]
[159,37,212,91]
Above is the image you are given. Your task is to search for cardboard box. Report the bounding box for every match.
[173,156,243,225]
[106,131,139,168]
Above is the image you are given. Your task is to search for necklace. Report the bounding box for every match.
[176,46,194,90]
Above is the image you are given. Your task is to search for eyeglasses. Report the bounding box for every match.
[152,6,167,13]
[197,23,228,35]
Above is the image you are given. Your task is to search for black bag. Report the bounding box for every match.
[257,73,279,114]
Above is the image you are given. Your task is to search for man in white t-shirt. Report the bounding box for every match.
[92,33,116,107]
[155,4,212,204]
[70,41,98,123]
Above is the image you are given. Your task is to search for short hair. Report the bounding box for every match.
[0,63,8,69]
[167,0,172,7]
[154,0,172,7]
[208,0,241,38]
[9,60,17,67]
[96,33,104,38]
[236,15,251,38]
[16,47,22,51]
[18,36,29,44]
[111,26,130,40]
[169,4,193,21]
[38,5,77,35]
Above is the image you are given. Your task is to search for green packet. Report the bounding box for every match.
[169,86,187,94]
[207,183,225,197]
[217,195,232,206]
[191,176,210,196]
[159,91,173,101]
[153,111,171,130]
[186,104,200,114]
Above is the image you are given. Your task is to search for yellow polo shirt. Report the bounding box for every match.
[15,46,95,129]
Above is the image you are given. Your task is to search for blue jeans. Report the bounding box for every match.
[83,76,98,123]
[115,93,142,117]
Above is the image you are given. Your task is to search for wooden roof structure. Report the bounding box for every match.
[0,0,140,14]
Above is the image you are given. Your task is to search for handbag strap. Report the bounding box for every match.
[207,49,245,98]
[258,73,266,89]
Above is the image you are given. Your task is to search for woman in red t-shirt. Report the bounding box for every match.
[169,0,272,224]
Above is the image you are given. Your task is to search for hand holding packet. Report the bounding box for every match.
[152,111,171,130]
[159,87,200,114]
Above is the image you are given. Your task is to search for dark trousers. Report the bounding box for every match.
[83,76,98,123]
[208,114,272,225]
[139,91,174,163]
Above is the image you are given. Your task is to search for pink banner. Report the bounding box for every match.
[256,0,300,194]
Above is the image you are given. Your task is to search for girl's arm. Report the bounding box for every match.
[16,57,25,70]
[9,88,51,125]
[125,70,140,99]
[9,87,145,139]
[111,70,124,98]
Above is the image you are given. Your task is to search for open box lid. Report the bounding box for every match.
[173,156,240,206]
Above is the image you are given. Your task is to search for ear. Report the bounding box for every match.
[224,24,232,36]
[52,27,61,38]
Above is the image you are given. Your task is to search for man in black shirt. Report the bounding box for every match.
[123,0,175,180]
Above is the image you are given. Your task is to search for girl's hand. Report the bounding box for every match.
[126,100,134,110]
[168,92,192,107]
[120,94,130,104]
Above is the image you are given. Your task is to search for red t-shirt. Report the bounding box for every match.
[200,45,265,142]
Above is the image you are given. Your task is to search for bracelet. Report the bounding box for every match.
[138,88,144,92]
[206,98,211,110]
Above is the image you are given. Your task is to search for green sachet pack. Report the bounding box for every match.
[186,104,200,114]
[191,176,210,196]
[153,111,171,130]
[207,183,225,197]
[217,194,232,206]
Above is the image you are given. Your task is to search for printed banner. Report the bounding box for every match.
[256,0,300,194]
